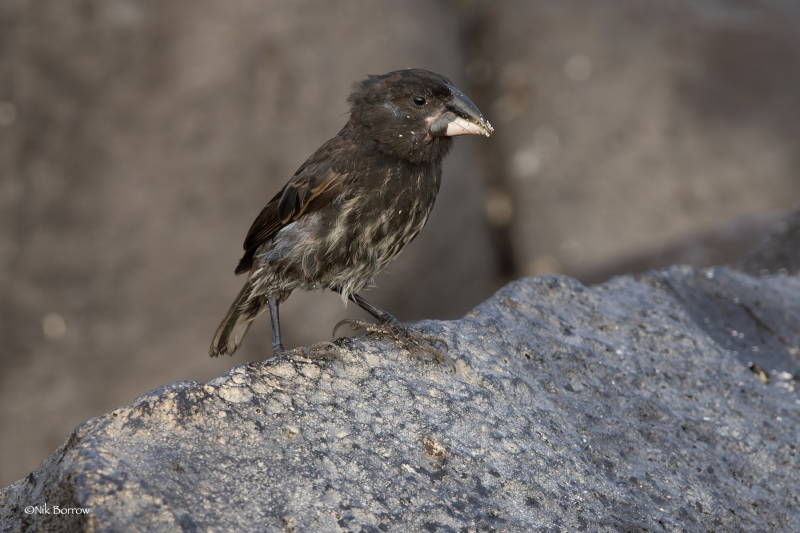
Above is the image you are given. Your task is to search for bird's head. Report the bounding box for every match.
[347,69,493,164]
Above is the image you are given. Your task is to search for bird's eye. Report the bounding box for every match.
[412,96,426,106]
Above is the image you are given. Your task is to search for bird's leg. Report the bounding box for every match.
[333,293,454,370]
[267,296,285,355]
[267,296,337,361]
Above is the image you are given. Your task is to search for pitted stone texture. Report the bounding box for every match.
[2,267,799,532]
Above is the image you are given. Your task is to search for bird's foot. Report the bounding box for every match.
[270,341,339,362]
[333,318,454,371]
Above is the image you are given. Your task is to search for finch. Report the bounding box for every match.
[210,68,493,365]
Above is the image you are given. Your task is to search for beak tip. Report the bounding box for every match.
[477,118,493,137]
[444,83,494,137]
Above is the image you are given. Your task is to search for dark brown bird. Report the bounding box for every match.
[210,68,493,365]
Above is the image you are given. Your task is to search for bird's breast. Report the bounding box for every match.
[370,166,439,243]
[326,164,441,270]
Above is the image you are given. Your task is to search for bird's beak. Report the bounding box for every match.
[429,84,494,138]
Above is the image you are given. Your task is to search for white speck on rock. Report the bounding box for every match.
[219,386,253,403]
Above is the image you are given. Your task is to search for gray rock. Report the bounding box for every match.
[576,212,780,285]
[737,208,800,278]
[2,265,799,532]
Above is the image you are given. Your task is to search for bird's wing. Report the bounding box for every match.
[235,149,350,274]
[246,167,347,246]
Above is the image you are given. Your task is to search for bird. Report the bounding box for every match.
[209,68,493,366]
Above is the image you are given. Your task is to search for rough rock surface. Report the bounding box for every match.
[2,266,799,532]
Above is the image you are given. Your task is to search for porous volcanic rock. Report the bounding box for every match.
[2,266,799,532]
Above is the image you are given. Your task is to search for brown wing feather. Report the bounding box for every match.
[235,164,348,275]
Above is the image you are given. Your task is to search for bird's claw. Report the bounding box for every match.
[270,341,339,362]
[333,318,455,371]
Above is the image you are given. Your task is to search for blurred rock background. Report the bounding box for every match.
[1,0,798,487]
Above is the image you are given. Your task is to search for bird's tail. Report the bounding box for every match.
[209,279,266,357]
